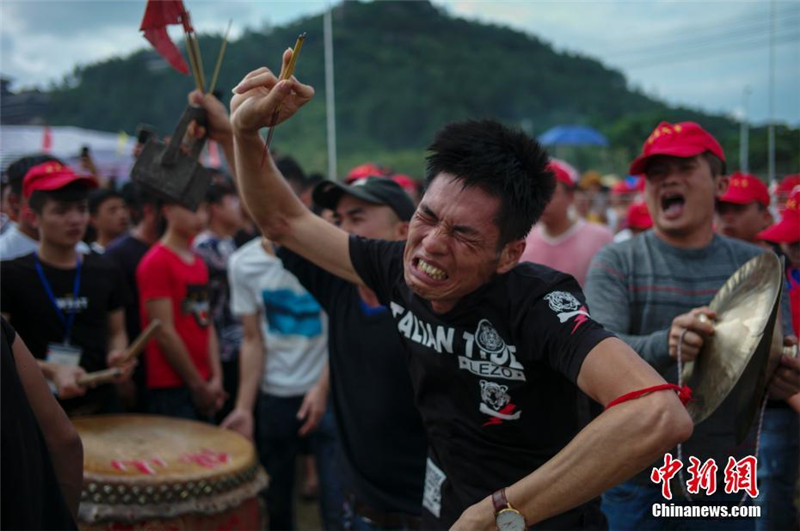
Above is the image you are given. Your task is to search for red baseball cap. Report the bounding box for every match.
[757,186,800,243]
[548,159,579,188]
[775,173,800,195]
[626,201,653,230]
[718,171,769,207]
[611,175,644,196]
[629,121,725,175]
[389,174,419,195]
[345,162,391,184]
[22,161,98,198]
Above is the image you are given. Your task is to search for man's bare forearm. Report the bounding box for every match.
[507,391,691,525]
[154,326,204,388]
[232,130,307,241]
[234,336,263,412]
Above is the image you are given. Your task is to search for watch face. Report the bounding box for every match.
[496,508,526,531]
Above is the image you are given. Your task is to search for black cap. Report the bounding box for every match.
[312,178,416,221]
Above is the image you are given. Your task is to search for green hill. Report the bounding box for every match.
[44,1,798,179]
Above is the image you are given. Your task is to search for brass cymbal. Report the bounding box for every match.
[680,252,783,440]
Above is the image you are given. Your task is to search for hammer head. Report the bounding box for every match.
[130,105,213,211]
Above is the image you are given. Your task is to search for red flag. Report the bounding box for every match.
[42,125,52,153]
[139,0,192,74]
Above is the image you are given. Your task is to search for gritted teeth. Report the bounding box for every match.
[417,258,448,280]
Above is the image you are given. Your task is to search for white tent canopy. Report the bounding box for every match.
[0,125,136,181]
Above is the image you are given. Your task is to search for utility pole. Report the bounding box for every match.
[740,86,751,173]
[324,2,338,181]
[767,0,776,186]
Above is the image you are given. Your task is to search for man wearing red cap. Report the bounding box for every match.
[613,201,653,243]
[715,171,772,246]
[752,184,800,531]
[0,162,135,415]
[0,154,91,260]
[586,121,800,529]
[520,159,614,286]
[773,173,800,214]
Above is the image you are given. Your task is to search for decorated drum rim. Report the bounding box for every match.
[73,414,268,524]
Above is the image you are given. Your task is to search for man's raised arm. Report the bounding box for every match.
[229,50,362,285]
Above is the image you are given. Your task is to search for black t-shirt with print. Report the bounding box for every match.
[348,235,614,529]
[0,252,130,414]
[279,247,428,515]
[105,233,150,342]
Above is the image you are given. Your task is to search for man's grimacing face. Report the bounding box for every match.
[402,174,523,314]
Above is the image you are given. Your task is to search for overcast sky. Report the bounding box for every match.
[1,0,798,126]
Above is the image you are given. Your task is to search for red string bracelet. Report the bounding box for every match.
[605,384,692,410]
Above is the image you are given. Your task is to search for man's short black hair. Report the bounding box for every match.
[29,182,91,214]
[205,180,237,205]
[120,182,158,225]
[88,188,124,215]
[425,119,553,245]
[5,154,64,196]
[275,155,309,192]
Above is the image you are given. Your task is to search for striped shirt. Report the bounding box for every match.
[585,230,791,483]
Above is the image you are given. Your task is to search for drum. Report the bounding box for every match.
[73,414,268,530]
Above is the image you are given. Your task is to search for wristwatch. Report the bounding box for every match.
[492,488,527,531]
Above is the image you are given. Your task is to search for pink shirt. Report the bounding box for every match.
[521,219,614,286]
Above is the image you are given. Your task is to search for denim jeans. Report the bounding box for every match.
[256,393,343,530]
[602,479,756,531]
[754,408,799,531]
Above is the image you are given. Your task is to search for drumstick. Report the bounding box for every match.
[78,367,122,387]
[119,319,162,365]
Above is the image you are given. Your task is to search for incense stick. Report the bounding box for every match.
[185,32,204,93]
[261,33,306,165]
[191,33,206,92]
[208,20,232,96]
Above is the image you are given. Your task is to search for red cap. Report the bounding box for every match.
[548,159,579,188]
[775,174,800,195]
[629,121,725,175]
[757,186,800,243]
[345,162,391,184]
[389,174,419,195]
[719,172,769,207]
[626,201,653,230]
[611,176,644,196]
[22,161,98,198]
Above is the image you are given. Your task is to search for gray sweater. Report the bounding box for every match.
[585,230,790,484]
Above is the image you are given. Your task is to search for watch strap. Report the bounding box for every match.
[492,488,509,513]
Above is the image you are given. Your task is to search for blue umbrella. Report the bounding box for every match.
[538,125,608,147]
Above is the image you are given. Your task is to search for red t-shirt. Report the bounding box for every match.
[136,243,211,389]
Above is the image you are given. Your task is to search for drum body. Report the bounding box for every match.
[74,415,268,530]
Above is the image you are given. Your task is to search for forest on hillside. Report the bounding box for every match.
[42,1,799,178]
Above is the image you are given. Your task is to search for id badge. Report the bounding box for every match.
[46,343,83,367]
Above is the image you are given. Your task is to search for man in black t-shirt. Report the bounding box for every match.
[105,182,161,411]
[229,58,693,529]
[278,177,428,528]
[0,161,134,416]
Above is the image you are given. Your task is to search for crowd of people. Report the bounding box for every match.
[1,61,799,531]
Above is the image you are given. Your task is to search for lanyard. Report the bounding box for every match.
[34,254,82,344]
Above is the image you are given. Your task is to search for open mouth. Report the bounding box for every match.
[660,192,686,218]
[414,257,449,281]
